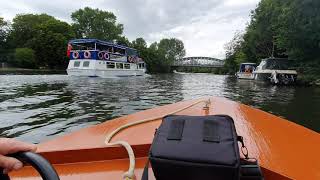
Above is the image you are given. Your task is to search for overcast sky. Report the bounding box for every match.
[0,0,260,59]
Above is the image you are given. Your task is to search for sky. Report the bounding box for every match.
[0,0,260,59]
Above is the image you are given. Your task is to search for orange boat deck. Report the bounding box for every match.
[10,97,320,180]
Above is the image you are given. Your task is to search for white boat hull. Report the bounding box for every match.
[253,73,271,81]
[236,72,255,80]
[67,60,146,78]
[67,69,145,77]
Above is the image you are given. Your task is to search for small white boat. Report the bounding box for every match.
[66,39,146,78]
[253,58,297,85]
[173,70,190,74]
[236,63,256,80]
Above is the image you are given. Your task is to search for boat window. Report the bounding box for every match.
[96,44,112,52]
[138,63,145,69]
[114,47,125,56]
[265,59,290,70]
[107,62,115,68]
[124,64,130,69]
[116,63,124,69]
[240,64,255,73]
[83,61,90,67]
[71,43,95,50]
[126,49,138,56]
[74,61,80,67]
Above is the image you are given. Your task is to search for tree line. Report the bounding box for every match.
[0,7,185,73]
[224,0,320,82]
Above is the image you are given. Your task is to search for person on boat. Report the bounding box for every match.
[0,138,36,174]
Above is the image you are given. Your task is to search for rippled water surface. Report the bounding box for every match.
[0,74,319,143]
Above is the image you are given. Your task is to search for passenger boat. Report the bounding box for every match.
[236,63,256,80]
[253,58,298,85]
[66,39,146,78]
[8,97,320,179]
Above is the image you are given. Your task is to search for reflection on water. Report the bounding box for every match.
[0,74,319,143]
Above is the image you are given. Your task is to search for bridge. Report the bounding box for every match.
[172,57,224,68]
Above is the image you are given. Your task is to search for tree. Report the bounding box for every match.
[11,48,36,68]
[71,7,123,41]
[135,38,186,73]
[224,32,246,73]
[158,38,186,61]
[225,0,320,81]
[0,17,9,49]
[7,14,75,69]
[8,14,54,48]
[276,0,320,61]
[115,36,131,46]
[132,37,147,50]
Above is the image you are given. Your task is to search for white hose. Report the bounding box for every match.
[104,99,208,180]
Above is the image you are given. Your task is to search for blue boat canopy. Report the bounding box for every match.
[69,38,136,51]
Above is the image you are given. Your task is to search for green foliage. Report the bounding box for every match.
[9,14,54,48]
[225,0,320,81]
[12,48,36,68]
[7,14,75,69]
[223,32,246,74]
[0,17,9,49]
[175,67,224,74]
[158,38,186,61]
[132,38,147,50]
[132,38,186,73]
[71,7,123,41]
[116,36,131,47]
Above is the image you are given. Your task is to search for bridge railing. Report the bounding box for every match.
[172,57,225,67]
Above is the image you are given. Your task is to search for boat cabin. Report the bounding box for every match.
[238,63,256,73]
[236,63,256,80]
[66,39,146,77]
[68,39,142,63]
[256,58,293,71]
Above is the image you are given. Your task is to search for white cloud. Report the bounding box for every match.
[0,0,260,59]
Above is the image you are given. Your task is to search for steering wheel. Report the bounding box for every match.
[0,152,60,180]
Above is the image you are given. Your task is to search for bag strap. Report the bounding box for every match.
[167,119,185,140]
[238,136,249,159]
[141,160,149,180]
[238,136,264,179]
[203,120,220,142]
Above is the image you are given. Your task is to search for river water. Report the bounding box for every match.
[0,74,319,143]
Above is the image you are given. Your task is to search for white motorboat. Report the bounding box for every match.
[236,63,256,80]
[253,58,298,85]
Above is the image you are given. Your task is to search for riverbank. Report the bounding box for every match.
[297,74,320,86]
[0,68,66,75]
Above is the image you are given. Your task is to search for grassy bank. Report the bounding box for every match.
[0,68,66,75]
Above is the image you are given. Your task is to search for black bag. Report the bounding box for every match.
[142,115,263,180]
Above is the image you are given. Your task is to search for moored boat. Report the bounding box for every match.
[8,97,320,180]
[236,63,256,80]
[253,58,298,85]
[66,39,146,78]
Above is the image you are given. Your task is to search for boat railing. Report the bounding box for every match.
[70,50,128,60]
